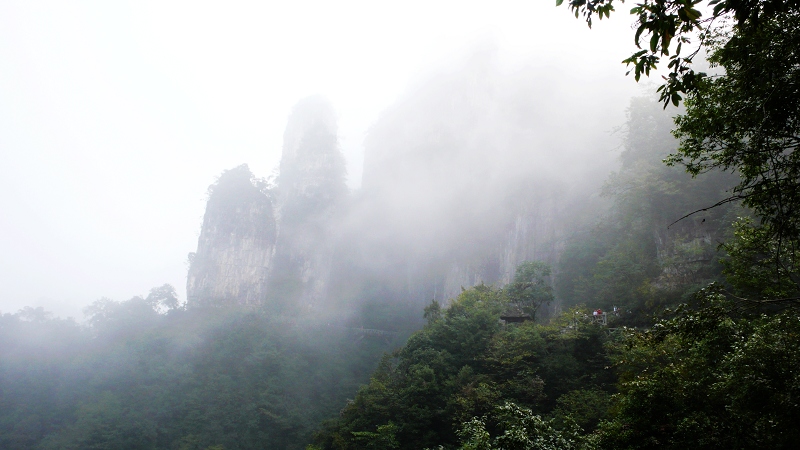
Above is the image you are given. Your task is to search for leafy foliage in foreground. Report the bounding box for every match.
[311,283,800,449]
[455,401,593,450]
[670,11,800,302]
[311,285,614,449]
[312,70,800,446]
[599,286,800,449]
[560,0,800,107]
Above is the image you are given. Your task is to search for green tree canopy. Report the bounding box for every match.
[505,261,555,319]
[667,12,800,301]
[559,0,800,106]
[598,286,800,448]
[562,0,800,303]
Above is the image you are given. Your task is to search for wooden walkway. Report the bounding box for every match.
[327,325,399,343]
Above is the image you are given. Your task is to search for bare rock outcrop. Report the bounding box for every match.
[187,165,275,307]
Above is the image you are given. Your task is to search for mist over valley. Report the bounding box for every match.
[2,1,799,449]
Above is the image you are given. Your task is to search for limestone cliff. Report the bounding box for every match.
[269,96,347,310]
[186,164,275,307]
[346,49,606,311]
[187,52,616,315]
[187,97,346,310]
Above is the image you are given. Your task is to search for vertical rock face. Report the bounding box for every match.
[270,96,347,310]
[187,97,346,310]
[186,50,621,315]
[187,165,276,307]
[349,48,607,311]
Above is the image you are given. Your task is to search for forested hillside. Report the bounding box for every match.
[305,93,748,449]
[309,2,800,449]
[3,1,799,449]
[556,96,737,324]
[0,293,397,449]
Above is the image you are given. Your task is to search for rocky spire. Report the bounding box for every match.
[277,95,346,220]
[268,96,347,312]
[186,97,347,311]
[186,164,275,307]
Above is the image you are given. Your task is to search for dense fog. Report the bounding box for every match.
[0,1,636,318]
[5,1,796,449]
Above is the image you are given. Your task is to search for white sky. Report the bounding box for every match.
[0,1,640,319]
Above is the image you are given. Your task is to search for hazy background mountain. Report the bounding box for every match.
[0,1,638,318]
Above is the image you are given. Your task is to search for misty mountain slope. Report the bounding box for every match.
[332,48,623,317]
[555,96,739,322]
[186,47,630,322]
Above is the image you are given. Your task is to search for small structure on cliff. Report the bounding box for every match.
[500,304,533,324]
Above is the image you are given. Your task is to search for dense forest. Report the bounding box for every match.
[308,3,800,448]
[3,1,800,449]
[0,294,399,449]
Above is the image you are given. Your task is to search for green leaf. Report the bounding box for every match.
[650,33,660,52]
[671,92,681,106]
[634,24,647,46]
[556,0,564,6]
[685,8,702,20]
